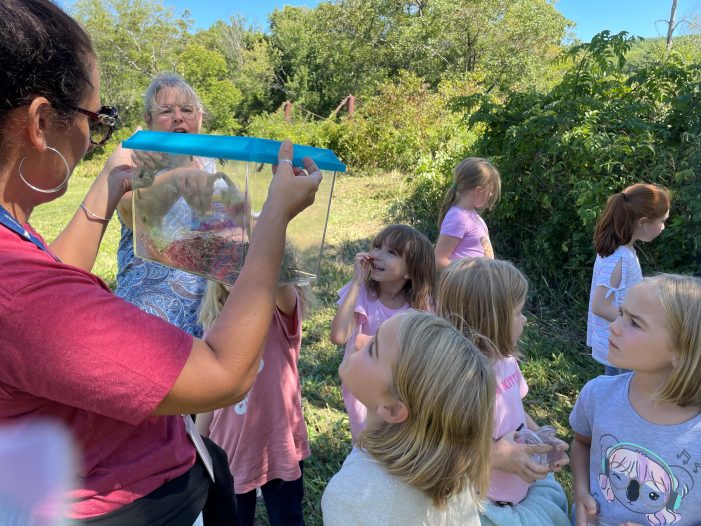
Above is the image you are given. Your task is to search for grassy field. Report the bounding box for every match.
[35,164,599,525]
[33,159,123,288]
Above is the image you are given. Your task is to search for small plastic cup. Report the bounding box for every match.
[515,425,562,465]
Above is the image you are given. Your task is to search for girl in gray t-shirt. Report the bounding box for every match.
[571,274,701,526]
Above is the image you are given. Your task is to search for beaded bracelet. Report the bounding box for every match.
[80,202,112,223]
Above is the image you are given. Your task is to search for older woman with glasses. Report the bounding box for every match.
[0,1,321,525]
[114,73,216,338]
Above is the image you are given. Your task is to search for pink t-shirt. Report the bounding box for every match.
[488,356,530,504]
[337,282,409,440]
[0,225,195,519]
[337,282,410,346]
[439,206,492,259]
[208,294,310,494]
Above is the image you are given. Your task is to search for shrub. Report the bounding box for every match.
[393,32,701,302]
[246,110,340,152]
[334,71,468,172]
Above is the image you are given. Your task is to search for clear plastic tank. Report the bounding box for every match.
[122,131,343,285]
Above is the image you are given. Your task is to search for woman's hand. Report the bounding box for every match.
[50,130,138,270]
[106,165,137,203]
[175,168,219,217]
[267,140,322,223]
[492,430,551,483]
[102,131,140,202]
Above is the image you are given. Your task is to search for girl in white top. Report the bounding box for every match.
[434,157,501,271]
[322,311,494,526]
[587,183,671,375]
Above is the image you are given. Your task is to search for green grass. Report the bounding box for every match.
[34,167,599,524]
[33,159,122,288]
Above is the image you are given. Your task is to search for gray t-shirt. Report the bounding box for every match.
[570,373,701,526]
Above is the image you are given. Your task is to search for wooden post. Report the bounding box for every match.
[331,94,356,118]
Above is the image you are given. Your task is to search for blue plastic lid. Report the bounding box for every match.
[122,131,346,172]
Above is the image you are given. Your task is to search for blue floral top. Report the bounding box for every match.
[115,212,206,338]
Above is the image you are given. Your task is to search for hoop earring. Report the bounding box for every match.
[18,146,71,194]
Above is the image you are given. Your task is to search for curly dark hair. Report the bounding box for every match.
[0,0,95,149]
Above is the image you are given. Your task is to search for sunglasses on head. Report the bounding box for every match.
[71,105,119,146]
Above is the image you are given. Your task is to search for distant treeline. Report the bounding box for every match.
[75,0,701,293]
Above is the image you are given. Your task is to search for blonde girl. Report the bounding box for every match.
[588,183,671,375]
[322,311,495,525]
[330,224,435,442]
[434,157,501,271]
[437,258,569,523]
[196,279,312,526]
[571,274,701,526]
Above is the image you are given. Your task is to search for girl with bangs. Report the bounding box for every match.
[571,274,701,526]
[437,258,570,525]
[330,224,435,442]
[323,311,494,525]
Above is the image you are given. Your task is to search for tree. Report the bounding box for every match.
[191,18,280,123]
[266,0,569,115]
[455,31,700,288]
[73,0,192,129]
[177,42,243,133]
[667,0,679,57]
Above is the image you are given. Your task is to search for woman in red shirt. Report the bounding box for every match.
[0,1,321,523]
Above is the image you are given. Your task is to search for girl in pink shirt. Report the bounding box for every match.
[329,224,435,442]
[437,258,570,521]
[435,157,502,272]
[196,280,312,526]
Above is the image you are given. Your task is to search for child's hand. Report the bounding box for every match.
[573,491,598,526]
[548,436,570,472]
[352,252,373,284]
[549,450,569,472]
[492,431,550,483]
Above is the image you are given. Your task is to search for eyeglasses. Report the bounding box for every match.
[72,105,119,146]
[153,104,199,120]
